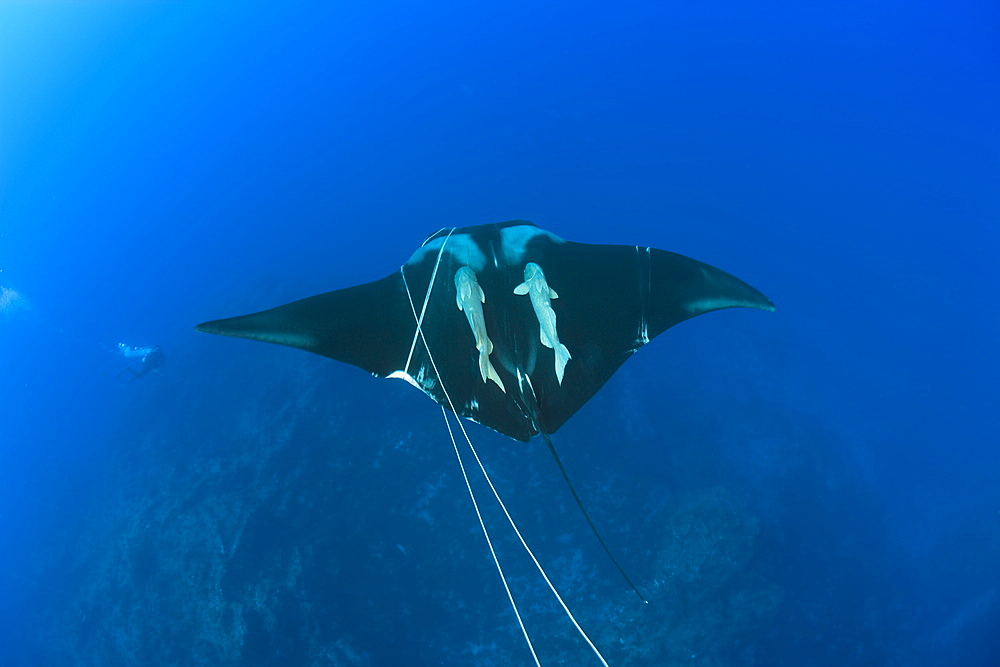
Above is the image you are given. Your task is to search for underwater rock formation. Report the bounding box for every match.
[529,485,785,667]
[27,352,374,666]
[640,486,783,666]
[24,347,784,666]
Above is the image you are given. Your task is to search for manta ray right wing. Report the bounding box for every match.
[518,239,774,436]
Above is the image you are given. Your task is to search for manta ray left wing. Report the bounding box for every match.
[195,273,414,378]
[196,220,774,441]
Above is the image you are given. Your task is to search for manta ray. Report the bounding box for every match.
[195,220,773,665]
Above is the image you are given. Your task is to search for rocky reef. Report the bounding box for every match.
[24,346,786,666]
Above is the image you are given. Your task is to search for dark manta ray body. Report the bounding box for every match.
[197,220,773,439]
[196,220,773,664]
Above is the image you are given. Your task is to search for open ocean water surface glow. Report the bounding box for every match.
[1,1,998,665]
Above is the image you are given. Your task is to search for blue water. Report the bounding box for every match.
[2,1,997,665]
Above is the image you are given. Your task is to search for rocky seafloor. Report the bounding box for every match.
[20,338,941,666]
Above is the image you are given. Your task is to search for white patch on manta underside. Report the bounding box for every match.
[387,365,437,393]
[387,369,421,389]
[407,232,488,272]
[499,225,565,265]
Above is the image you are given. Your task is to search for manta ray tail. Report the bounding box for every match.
[541,430,646,603]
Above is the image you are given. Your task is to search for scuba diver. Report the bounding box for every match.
[117,343,164,383]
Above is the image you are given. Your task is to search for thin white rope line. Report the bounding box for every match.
[398,255,608,665]
[441,407,542,667]
[444,397,611,667]
[401,271,415,361]
[399,275,540,663]
[401,285,610,667]
[402,227,455,374]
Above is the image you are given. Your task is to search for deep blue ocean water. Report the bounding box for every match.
[2,1,997,665]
